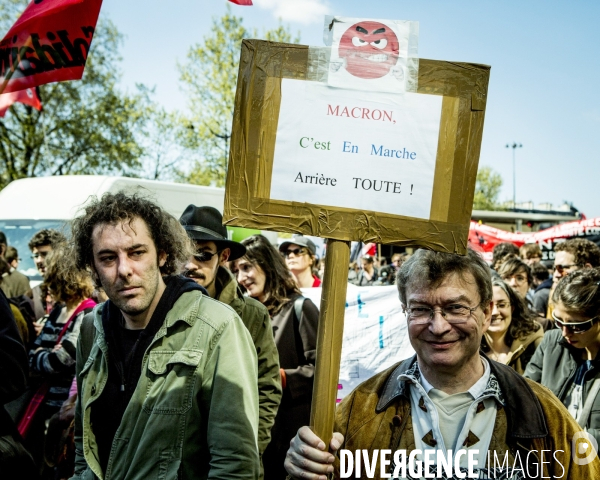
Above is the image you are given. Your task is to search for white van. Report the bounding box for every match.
[0,175,246,282]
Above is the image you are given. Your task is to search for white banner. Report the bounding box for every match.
[302,284,414,402]
[270,79,443,219]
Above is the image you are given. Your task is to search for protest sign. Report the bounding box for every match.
[0,0,103,94]
[225,39,489,253]
[224,30,490,443]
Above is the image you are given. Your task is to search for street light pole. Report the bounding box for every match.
[506,142,522,208]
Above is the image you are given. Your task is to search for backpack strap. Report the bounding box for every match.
[293,296,305,323]
[78,312,97,366]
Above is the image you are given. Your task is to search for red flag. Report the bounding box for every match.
[228,0,253,5]
[0,87,41,117]
[0,0,104,94]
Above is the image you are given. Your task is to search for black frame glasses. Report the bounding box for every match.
[193,250,220,263]
[552,312,600,334]
[554,264,580,273]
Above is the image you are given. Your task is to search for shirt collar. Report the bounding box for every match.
[407,357,500,400]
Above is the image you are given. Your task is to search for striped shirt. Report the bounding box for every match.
[29,303,91,409]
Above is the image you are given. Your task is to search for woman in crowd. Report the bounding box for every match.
[525,268,600,445]
[234,234,319,480]
[498,257,533,303]
[480,278,543,374]
[25,246,96,471]
[278,235,321,288]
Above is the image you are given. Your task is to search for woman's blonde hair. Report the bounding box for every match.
[44,245,94,303]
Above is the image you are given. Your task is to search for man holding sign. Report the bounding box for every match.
[285,249,600,479]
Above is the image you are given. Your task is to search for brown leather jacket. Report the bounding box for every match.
[332,356,600,479]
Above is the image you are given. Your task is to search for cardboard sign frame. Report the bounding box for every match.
[224,39,490,254]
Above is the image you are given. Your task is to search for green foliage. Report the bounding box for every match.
[178,7,299,186]
[473,166,504,210]
[0,11,152,188]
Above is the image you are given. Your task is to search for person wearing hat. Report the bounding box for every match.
[279,235,321,288]
[179,205,282,478]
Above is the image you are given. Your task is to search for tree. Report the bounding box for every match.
[178,7,299,186]
[473,166,504,210]
[0,4,151,188]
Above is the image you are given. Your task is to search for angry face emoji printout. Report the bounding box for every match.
[339,21,400,79]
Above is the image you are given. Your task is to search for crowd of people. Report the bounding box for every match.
[2,193,600,479]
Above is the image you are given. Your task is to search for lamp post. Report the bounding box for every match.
[506,142,522,208]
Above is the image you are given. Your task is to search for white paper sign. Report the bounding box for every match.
[301,285,414,401]
[270,79,443,220]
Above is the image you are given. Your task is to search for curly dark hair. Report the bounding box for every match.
[237,234,300,316]
[553,267,600,318]
[482,278,540,350]
[555,238,600,268]
[70,192,192,276]
[44,245,94,303]
[28,229,67,251]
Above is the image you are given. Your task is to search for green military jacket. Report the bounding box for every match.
[71,290,259,480]
[215,266,282,456]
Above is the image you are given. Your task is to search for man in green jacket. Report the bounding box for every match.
[179,205,282,476]
[69,193,259,479]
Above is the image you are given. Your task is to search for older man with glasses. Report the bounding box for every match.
[285,249,600,479]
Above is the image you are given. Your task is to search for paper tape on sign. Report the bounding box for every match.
[270,79,442,219]
[301,285,414,401]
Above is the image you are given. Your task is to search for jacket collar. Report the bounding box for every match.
[376,354,548,439]
[215,266,240,305]
[482,327,544,361]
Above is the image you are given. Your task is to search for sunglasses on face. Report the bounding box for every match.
[193,250,220,263]
[554,264,580,273]
[552,312,600,334]
[284,248,308,258]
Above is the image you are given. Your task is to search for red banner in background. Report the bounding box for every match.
[0,0,103,94]
[469,218,600,262]
[0,86,41,116]
[228,0,253,5]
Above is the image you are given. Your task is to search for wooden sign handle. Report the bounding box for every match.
[310,239,351,444]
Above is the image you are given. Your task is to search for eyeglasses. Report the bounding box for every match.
[552,312,600,334]
[554,264,580,273]
[404,304,480,325]
[193,250,220,263]
[283,247,308,258]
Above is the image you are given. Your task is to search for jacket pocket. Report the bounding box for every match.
[142,349,203,415]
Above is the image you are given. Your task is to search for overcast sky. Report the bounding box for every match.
[87,1,600,217]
